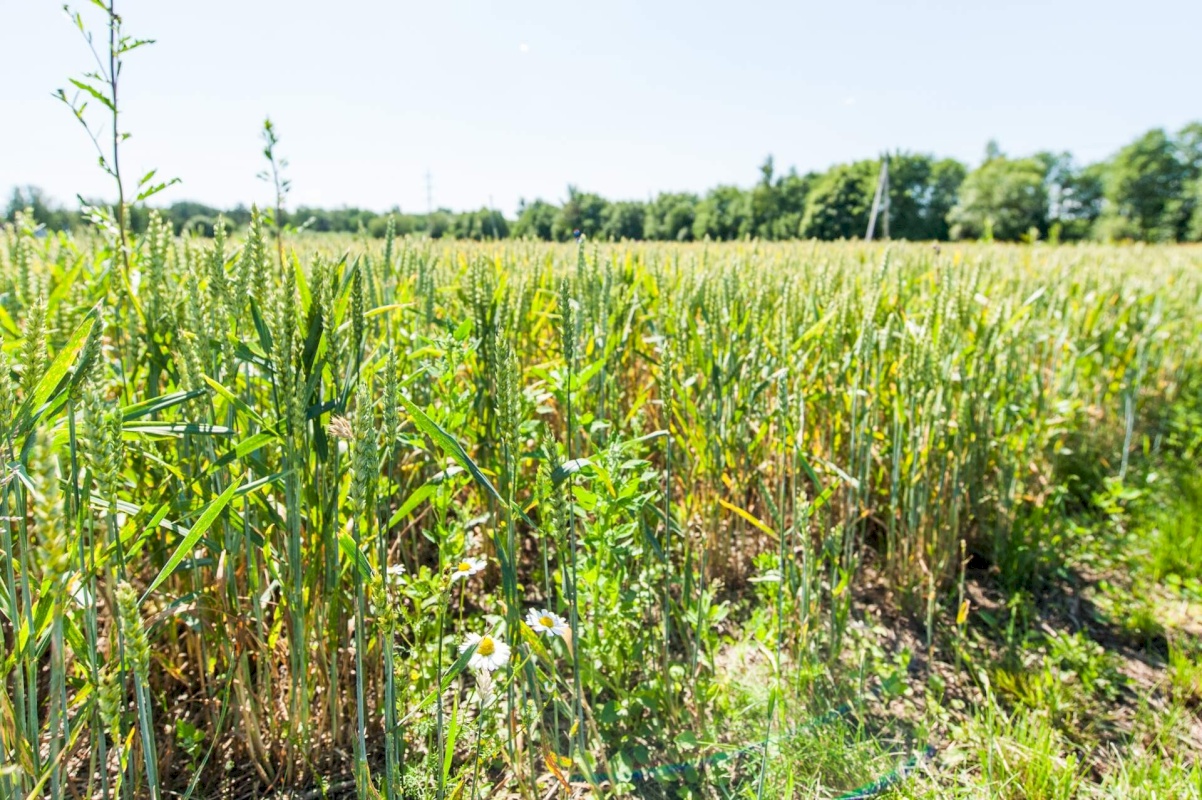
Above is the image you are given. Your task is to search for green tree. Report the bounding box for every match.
[512,199,557,240]
[452,208,509,240]
[552,187,608,241]
[163,200,223,234]
[884,154,966,241]
[4,186,76,231]
[1035,153,1102,241]
[1187,178,1202,241]
[799,161,877,240]
[367,209,421,238]
[644,192,698,241]
[425,210,452,239]
[1094,128,1190,241]
[1173,122,1202,241]
[600,200,646,240]
[745,156,782,238]
[770,170,816,239]
[693,185,749,240]
[947,150,1048,241]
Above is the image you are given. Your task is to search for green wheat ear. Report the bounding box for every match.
[248,206,270,309]
[143,210,171,328]
[11,211,37,307]
[382,346,400,453]
[383,215,396,285]
[350,379,378,521]
[351,258,366,369]
[19,293,47,400]
[0,337,14,424]
[115,581,150,682]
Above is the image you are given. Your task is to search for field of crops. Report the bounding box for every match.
[1,213,1200,799]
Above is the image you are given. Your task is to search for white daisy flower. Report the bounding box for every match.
[526,608,569,638]
[386,563,406,585]
[460,632,510,672]
[450,556,487,583]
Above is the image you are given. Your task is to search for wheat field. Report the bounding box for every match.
[1,212,1200,798]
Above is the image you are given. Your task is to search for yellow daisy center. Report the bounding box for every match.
[457,561,472,572]
[539,615,554,628]
[477,637,495,657]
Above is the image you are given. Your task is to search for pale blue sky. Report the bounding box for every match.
[3,0,1199,217]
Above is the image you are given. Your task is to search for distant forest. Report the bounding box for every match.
[8,123,1202,243]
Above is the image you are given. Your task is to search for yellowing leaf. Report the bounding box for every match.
[718,498,777,539]
[957,599,971,626]
[545,753,571,789]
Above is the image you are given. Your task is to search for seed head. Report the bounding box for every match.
[115,581,150,683]
[327,415,354,441]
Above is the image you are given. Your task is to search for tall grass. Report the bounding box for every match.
[0,219,1199,796]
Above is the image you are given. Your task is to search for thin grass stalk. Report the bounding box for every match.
[349,378,376,797]
[14,478,41,782]
[558,274,588,771]
[380,349,401,799]
[658,333,675,717]
[0,485,30,797]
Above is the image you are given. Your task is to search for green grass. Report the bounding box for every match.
[1147,472,1202,583]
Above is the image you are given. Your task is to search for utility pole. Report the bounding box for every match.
[865,155,890,241]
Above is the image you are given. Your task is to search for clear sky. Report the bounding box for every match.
[3,0,1200,217]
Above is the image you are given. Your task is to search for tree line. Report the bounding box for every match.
[8,122,1202,243]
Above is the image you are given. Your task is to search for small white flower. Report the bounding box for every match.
[526,608,570,638]
[386,563,406,584]
[460,632,510,672]
[450,556,487,583]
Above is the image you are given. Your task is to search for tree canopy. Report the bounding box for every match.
[9,122,1202,243]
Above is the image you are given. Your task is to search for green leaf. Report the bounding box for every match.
[387,483,436,529]
[68,78,114,111]
[123,422,233,437]
[201,431,278,476]
[122,388,206,421]
[394,399,533,568]
[142,476,244,602]
[399,396,504,507]
[569,358,605,391]
[810,479,841,514]
[338,532,373,581]
[0,303,19,337]
[237,470,287,496]
[118,37,156,55]
[551,457,592,485]
[135,177,180,202]
[800,309,836,343]
[674,730,699,750]
[202,375,278,435]
[400,643,476,725]
[519,621,553,664]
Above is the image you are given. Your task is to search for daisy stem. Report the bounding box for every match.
[435,582,448,800]
[560,274,588,773]
[352,511,368,797]
[468,708,485,800]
